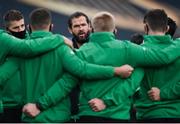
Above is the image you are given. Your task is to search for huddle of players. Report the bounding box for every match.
[0,7,179,123]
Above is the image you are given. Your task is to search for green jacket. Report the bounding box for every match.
[2,33,29,109]
[0,29,64,112]
[160,38,180,102]
[37,32,179,120]
[2,59,22,109]
[135,36,180,120]
[18,31,116,123]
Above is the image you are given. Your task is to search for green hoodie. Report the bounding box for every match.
[36,32,179,121]
[135,35,180,120]
[0,29,65,112]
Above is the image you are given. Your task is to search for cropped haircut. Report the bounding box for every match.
[143,9,168,32]
[29,8,51,29]
[3,9,24,27]
[92,12,115,32]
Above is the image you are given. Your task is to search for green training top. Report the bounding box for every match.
[37,32,179,121]
[135,35,180,120]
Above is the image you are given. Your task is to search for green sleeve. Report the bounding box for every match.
[127,42,179,66]
[0,57,19,87]
[0,31,63,57]
[37,73,78,110]
[102,68,144,106]
[61,45,115,79]
[160,81,180,100]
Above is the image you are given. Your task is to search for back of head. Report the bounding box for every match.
[166,17,177,37]
[144,9,168,33]
[130,33,144,45]
[3,9,24,28]
[29,8,51,30]
[68,11,90,29]
[92,12,115,32]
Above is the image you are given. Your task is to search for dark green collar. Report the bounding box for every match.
[144,35,172,44]
[30,31,53,38]
[89,32,115,43]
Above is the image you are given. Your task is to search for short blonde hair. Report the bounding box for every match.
[92,12,115,32]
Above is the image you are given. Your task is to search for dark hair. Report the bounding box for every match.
[130,33,144,45]
[29,8,51,29]
[166,17,177,37]
[3,9,24,27]
[143,9,168,32]
[68,12,90,29]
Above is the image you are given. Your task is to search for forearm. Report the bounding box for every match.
[129,43,179,66]
[1,32,63,57]
[143,44,179,66]
[62,46,114,79]
[37,73,78,110]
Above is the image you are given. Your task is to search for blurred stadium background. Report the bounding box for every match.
[0,0,180,40]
